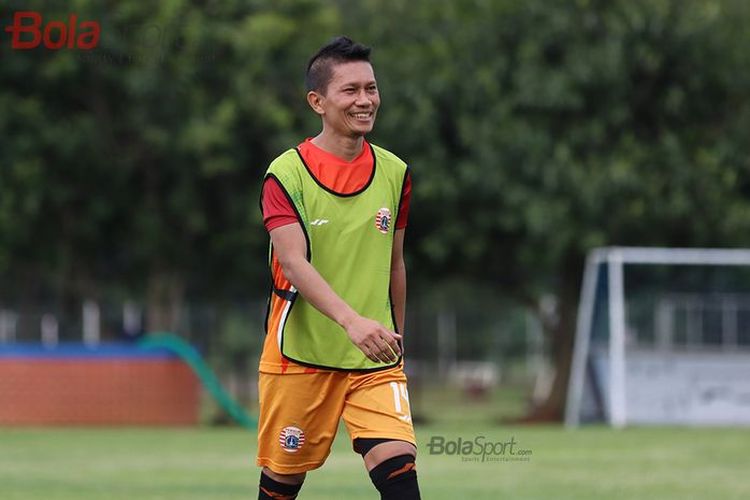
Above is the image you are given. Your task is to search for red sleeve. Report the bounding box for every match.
[261,177,299,232]
[395,171,411,230]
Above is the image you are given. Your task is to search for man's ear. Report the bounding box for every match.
[307,90,325,116]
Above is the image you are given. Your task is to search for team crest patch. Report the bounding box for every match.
[279,426,305,453]
[375,208,392,234]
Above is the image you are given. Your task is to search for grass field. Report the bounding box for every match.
[1,423,749,499]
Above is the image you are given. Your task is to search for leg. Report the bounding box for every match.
[344,367,421,499]
[258,468,305,499]
[256,371,346,498]
[358,439,417,471]
[262,468,306,484]
[354,438,420,499]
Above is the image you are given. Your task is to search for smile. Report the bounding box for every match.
[350,112,373,119]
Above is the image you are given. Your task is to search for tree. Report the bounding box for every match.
[1,0,341,329]
[341,0,750,419]
[3,0,750,421]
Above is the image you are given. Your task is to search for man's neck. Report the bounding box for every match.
[310,133,365,162]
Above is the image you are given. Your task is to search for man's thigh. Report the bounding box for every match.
[342,367,417,447]
[257,371,347,474]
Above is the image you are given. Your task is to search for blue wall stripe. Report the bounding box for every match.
[0,342,178,360]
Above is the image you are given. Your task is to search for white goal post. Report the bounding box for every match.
[565,247,750,428]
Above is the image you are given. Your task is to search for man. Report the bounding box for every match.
[257,36,420,499]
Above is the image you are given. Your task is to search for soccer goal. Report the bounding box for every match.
[565,247,750,428]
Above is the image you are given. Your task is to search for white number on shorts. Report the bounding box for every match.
[390,382,412,423]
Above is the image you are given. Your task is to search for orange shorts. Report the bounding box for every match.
[256,365,416,474]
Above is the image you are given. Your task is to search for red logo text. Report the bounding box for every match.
[4,11,100,50]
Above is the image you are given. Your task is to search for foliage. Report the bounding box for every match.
[2,0,750,415]
[1,0,339,303]
[340,0,750,292]
[338,0,750,417]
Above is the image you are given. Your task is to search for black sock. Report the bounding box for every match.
[368,454,421,500]
[258,471,302,499]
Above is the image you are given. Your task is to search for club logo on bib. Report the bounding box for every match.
[279,426,305,453]
[375,208,392,234]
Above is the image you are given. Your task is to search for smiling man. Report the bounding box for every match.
[256,37,420,499]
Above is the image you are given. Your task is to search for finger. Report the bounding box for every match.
[382,334,402,357]
[389,333,402,354]
[378,339,398,362]
[376,328,401,352]
[385,348,398,363]
[378,346,395,363]
[377,340,398,363]
[368,340,391,363]
[391,339,402,357]
[362,343,381,363]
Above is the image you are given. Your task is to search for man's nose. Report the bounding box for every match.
[355,89,372,105]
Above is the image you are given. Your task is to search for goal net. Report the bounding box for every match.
[565,247,750,427]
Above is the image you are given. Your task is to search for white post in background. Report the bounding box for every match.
[565,251,602,427]
[41,314,59,347]
[437,309,457,378]
[122,301,142,339]
[568,247,750,428]
[723,296,738,350]
[686,299,701,348]
[608,251,627,428]
[655,298,674,351]
[526,311,544,380]
[0,310,18,343]
[83,299,100,346]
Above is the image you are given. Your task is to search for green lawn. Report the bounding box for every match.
[1,424,749,499]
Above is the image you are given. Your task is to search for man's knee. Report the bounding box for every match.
[367,453,420,500]
[258,468,305,499]
[262,467,306,485]
[354,439,420,500]
[356,439,417,471]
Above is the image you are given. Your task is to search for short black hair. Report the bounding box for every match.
[305,36,372,94]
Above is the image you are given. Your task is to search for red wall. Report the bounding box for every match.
[0,358,200,426]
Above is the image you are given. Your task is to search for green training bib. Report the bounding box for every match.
[264,143,408,370]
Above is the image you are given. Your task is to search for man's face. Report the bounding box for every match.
[313,61,380,137]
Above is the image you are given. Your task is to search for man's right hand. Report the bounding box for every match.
[270,223,402,364]
[342,315,402,364]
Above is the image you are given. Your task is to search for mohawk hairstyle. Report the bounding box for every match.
[305,36,372,94]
